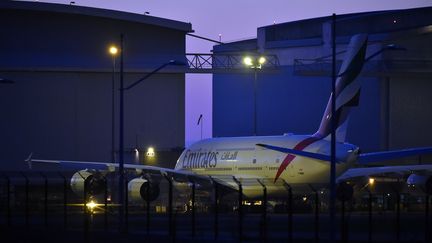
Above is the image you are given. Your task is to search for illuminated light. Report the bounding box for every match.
[146,147,155,157]
[393,19,397,24]
[387,193,391,197]
[258,56,266,65]
[109,46,118,55]
[369,178,375,185]
[134,148,139,153]
[243,56,253,66]
[254,200,262,206]
[302,196,307,202]
[86,200,97,211]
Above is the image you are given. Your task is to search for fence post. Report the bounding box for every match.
[58,173,67,230]
[104,178,108,230]
[258,179,267,242]
[425,195,429,243]
[283,180,293,243]
[40,173,48,228]
[341,200,345,242]
[83,175,89,242]
[233,177,243,242]
[190,180,196,237]
[368,191,373,243]
[125,173,128,233]
[146,178,150,235]
[163,174,173,238]
[396,192,400,243]
[210,177,219,240]
[4,175,11,227]
[20,172,29,229]
[314,190,319,242]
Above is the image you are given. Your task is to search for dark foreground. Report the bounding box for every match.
[0,211,428,243]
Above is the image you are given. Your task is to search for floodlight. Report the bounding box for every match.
[243,56,253,66]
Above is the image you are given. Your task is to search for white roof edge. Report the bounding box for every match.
[0,1,193,33]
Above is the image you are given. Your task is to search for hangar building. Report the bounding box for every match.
[212,7,432,153]
[0,1,191,170]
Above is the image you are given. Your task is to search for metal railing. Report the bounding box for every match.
[186,53,280,73]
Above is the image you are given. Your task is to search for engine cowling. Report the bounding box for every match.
[128,177,160,202]
[407,174,432,195]
[70,170,107,196]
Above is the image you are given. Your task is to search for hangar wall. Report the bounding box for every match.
[213,7,432,153]
[0,2,190,170]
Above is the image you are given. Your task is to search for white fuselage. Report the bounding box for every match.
[174,134,359,198]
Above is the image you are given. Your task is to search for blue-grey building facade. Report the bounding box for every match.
[0,2,192,170]
[213,7,432,153]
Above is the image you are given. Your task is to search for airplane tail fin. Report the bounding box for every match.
[314,34,368,142]
[25,152,33,169]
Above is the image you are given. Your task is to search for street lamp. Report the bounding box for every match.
[108,45,118,165]
[243,55,266,136]
[109,46,118,55]
[117,33,185,232]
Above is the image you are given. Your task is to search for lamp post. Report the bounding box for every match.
[117,34,185,232]
[108,45,118,165]
[330,13,336,243]
[243,56,266,136]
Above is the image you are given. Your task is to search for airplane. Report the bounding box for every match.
[28,33,432,202]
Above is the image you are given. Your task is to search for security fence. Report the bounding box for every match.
[0,171,431,242]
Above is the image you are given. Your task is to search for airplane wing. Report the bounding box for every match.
[258,143,432,165]
[358,147,432,164]
[27,156,211,185]
[27,155,271,192]
[337,164,432,182]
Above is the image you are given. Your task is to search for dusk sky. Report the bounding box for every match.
[30,0,432,146]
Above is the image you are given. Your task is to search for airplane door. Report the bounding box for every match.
[288,164,295,177]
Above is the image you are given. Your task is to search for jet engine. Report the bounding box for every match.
[128,177,160,202]
[70,170,107,196]
[407,174,432,194]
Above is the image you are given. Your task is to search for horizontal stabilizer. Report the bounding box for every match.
[256,143,333,162]
[337,164,432,182]
[358,147,432,164]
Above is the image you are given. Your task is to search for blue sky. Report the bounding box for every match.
[30,0,432,146]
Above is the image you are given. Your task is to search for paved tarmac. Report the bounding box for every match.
[0,211,429,242]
